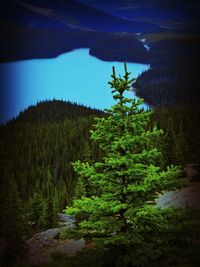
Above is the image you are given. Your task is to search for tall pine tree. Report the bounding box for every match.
[65,65,199,266]
[66,65,183,229]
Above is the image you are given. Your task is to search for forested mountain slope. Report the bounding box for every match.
[0,98,199,266]
[1,100,199,234]
[134,38,200,106]
[0,100,104,233]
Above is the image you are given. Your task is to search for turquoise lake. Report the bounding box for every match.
[0,49,150,124]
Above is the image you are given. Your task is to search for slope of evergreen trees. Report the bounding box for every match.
[0,72,200,266]
[0,100,104,265]
[152,104,200,165]
[13,99,104,123]
[1,99,199,241]
[134,38,200,107]
[61,65,200,267]
[89,35,149,63]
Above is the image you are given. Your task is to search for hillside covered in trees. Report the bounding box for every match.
[0,100,104,264]
[0,1,200,266]
[134,38,200,106]
[0,91,200,267]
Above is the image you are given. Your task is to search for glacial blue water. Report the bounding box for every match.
[0,49,150,124]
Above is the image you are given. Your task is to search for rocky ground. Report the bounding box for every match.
[25,214,86,265]
[157,181,200,209]
[26,180,200,265]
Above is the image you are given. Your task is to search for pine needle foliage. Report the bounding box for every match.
[66,64,184,232]
[65,65,199,266]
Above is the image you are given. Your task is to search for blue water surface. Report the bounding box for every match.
[0,49,150,124]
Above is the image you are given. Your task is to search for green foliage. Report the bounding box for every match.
[64,65,199,266]
[59,228,85,240]
[0,169,27,266]
[66,65,183,232]
[161,117,177,167]
[135,39,200,107]
[38,197,57,229]
[152,104,200,164]
[28,192,44,228]
[24,214,200,267]
[0,100,103,232]
[174,121,187,166]
[0,100,105,266]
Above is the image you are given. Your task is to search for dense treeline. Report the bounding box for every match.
[0,100,103,209]
[134,38,200,106]
[90,35,149,64]
[14,99,104,123]
[63,65,196,267]
[0,22,110,62]
[0,99,199,266]
[149,39,199,68]
[0,100,104,265]
[152,104,200,165]
[0,22,149,63]
[20,66,200,267]
[1,100,199,227]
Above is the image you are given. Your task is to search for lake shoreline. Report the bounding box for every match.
[0,46,149,65]
[0,48,150,124]
[0,22,150,64]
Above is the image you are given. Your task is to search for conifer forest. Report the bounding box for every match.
[0,1,200,267]
[1,64,200,267]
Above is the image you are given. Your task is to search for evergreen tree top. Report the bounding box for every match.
[66,65,184,237]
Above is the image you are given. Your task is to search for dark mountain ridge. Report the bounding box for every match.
[0,0,160,33]
[78,0,200,31]
[0,0,160,63]
[7,99,104,124]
